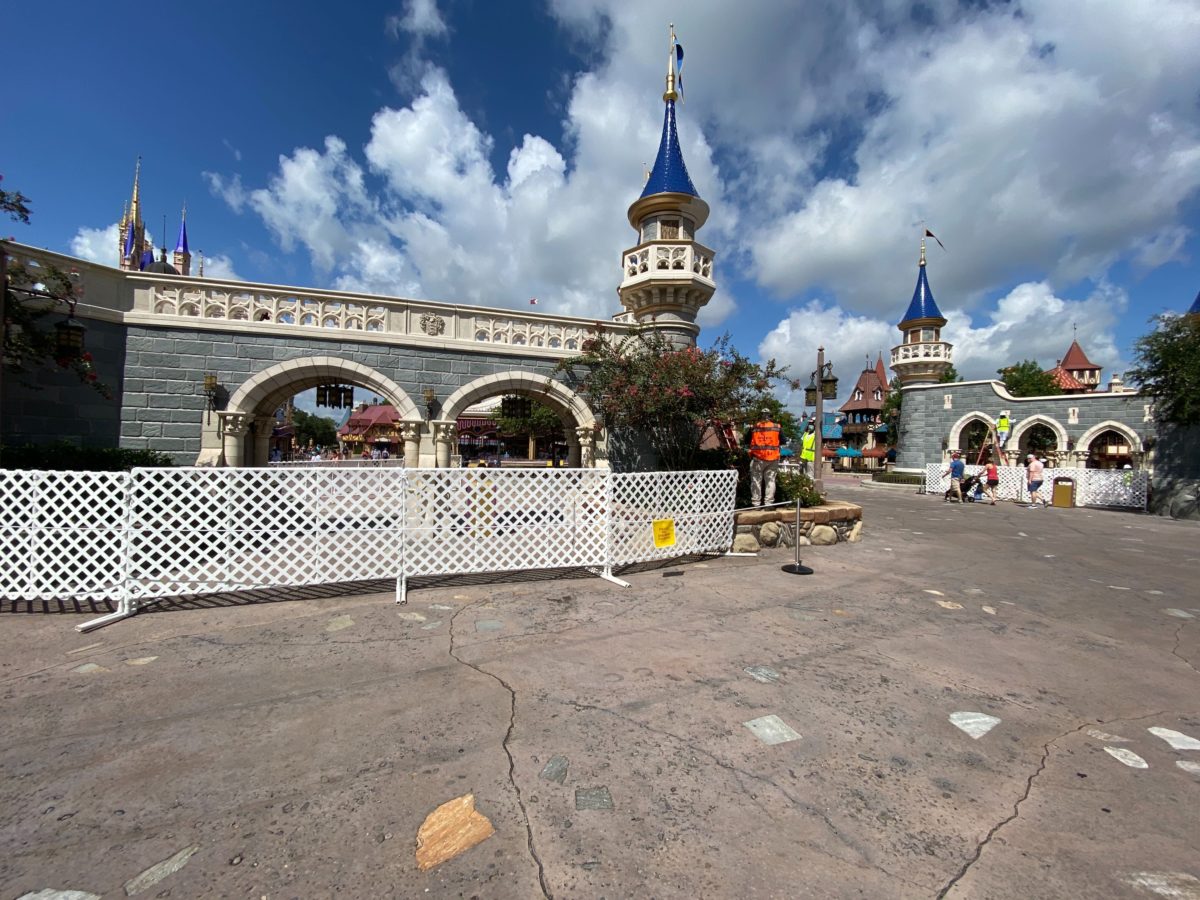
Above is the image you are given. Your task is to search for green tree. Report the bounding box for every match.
[880,377,903,446]
[490,396,563,439]
[939,364,962,383]
[2,182,109,396]
[292,408,339,448]
[557,330,797,471]
[1127,312,1200,427]
[998,360,1062,397]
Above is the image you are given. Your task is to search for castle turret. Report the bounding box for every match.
[616,26,715,349]
[117,158,149,271]
[890,236,953,387]
[173,204,191,276]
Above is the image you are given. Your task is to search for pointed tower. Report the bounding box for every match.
[173,204,192,276]
[1187,289,1199,318]
[890,236,953,387]
[617,26,715,349]
[117,158,149,271]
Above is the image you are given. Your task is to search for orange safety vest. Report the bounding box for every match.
[749,421,781,461]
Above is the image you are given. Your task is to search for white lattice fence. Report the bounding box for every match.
[610,470,738,565]
[125,467,408,601]
[924,465,1147,508]
[3,466,740,627]
[401,468,610,580]
[0,471,130,602]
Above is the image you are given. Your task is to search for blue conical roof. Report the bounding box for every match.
[900,263,943,324]
[175,214,189,254]
[640,100,698,199]
[1189,288,1199,315]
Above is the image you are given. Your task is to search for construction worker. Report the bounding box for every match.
[748,408,782,506]
[799,420,817,478]
[997,412,1011,448]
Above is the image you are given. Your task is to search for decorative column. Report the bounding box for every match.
[220,413,252,467]
[399,421,423,469]
[252,416,275,466]
[432,421,458,468]
[575,426,596,469]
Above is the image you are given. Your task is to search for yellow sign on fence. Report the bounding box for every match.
[652,518,676,548]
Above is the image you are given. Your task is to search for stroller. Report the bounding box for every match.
[945,473,984,502]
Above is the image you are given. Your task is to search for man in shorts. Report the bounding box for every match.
[944,451,965,503]
[1026,453,1046,508]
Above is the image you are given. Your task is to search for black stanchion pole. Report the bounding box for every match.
[781,496,813,575]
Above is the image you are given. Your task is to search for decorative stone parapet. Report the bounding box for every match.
[731,502,863,553]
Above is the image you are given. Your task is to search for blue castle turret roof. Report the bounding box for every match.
[640,100,699,199]
[900,262,944,324]
[175,213,189,254]
[1189,288,1199,316]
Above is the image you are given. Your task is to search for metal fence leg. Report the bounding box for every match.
[76,587,136,632]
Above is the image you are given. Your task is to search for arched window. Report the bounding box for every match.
[1086,429,1132,469]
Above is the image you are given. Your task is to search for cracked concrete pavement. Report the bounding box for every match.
[2,483,1198,898]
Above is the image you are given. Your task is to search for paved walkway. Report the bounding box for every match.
[2,485,1197,899]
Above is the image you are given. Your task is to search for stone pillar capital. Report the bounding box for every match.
[219,412,252,438]
[432,420,458,444]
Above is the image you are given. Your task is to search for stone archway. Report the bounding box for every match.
[1076,420,1142,469]
[436,371,599,468]
[947,412,995,460]
[1008,414,1069,461]
[220,356,422,466]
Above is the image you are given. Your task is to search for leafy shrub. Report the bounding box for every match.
[0,441,176,471]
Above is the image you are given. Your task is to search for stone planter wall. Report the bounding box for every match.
[732,502,863,553]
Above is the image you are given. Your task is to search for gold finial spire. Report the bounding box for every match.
[663,23,678,102]
[919,234,927,267]
[129,156,143,225]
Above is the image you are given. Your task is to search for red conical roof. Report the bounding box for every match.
[1060,339,1099,371]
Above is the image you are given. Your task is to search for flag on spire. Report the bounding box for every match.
[924,228,946,251]
[529,297,538,305]
[675,42,684,100]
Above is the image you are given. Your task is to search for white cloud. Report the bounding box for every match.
[203,0,1199,359]
[386,0,448,39]
[202,172,247,213]
[759,280,1129,410]
[201,253,243,281]
[70,222,119,266]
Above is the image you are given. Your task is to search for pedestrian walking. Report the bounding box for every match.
[943,451,965,503]
[984,460,1000,505]
[1026,453,1047,507]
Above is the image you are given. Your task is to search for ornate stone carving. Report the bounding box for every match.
[420,313,446,336]
[219,413,252,438]
[433,422,458,444]
[399,421,423,443]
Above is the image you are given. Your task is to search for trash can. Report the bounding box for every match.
[1052,476,1076,508]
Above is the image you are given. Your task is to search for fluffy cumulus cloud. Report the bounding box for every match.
[759,280,1130,408]
[199,0,1199,375]
[70,222,120,265]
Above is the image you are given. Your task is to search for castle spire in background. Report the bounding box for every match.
[117,157,149,271]
[174,202,192,276]
[616,25,715,349]
[890,233,953,388]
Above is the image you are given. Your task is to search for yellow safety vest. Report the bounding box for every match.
[800,431,816,462]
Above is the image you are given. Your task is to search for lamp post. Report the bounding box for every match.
[803,346,838,497]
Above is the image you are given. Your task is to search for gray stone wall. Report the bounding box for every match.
[1150,424,1200,520]
[895,380,1147,469]
[1,317,127,450]
[118,325,565,463]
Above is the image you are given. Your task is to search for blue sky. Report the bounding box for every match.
[6,0,1200,418]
